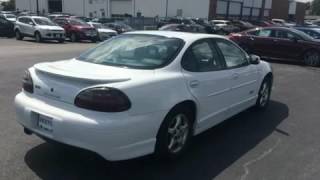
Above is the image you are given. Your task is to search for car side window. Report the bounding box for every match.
[274,30,299,40]
[215,39,249,68]
[182,39,225,72]
[257,29,272,37]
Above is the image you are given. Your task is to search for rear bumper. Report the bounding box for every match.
[15,92,167,161]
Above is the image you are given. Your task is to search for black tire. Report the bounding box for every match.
[58,39,65,43]
[35,32,42,43]
[15,30,23,40]
[303,50,320,67]
[70,32,78,42]
[155,106,194,160]
[255,77,272,110]
[91,38,97,43]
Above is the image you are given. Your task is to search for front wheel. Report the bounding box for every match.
[255,78,272,110]
[35,32,42,43]
[58,39,65,43]
[155,107,193,159]
[304,50,320,67]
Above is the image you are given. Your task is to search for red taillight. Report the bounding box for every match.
[228,33,242,41]
[74,87,131,112]
[22,71,34,93]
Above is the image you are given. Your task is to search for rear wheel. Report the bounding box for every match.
[15,30,23,40]
[304,50,320,67]
[35,32,42,43]
[155,106,193,159]
[91,38,97,43]
[58,39,65,43]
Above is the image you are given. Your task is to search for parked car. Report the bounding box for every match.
[87,22,117,41]
[249,20,275,27]
[48,14,70,20]
[229,27,320,66]
[0,17,15,37]
[103,22,133,34]
[54,17,98,42]
[271,19,295,27]
[71,16,92,22]
[210,20,240,34]
[0,13,16,22]
[15,31,273,161]
[157,17,195,28]
[159,23,209,34]
[295,27,320,39]
[14,16,65,43]
[192,18,218,34]
[231,20,255,31]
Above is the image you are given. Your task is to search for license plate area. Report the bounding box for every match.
[37,114,53,133]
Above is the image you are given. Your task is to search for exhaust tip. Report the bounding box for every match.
[24,128,33,135]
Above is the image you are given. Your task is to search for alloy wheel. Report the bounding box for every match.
[304,51,320,67]
[167,114,190,154]
[259,82,270,107]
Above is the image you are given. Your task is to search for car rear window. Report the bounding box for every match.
[77,34,185,69]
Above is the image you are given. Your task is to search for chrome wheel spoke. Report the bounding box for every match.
[167,114,190,154]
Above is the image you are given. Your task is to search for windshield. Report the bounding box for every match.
[70,19,88,25]
[77,34,184,69]
[34,18,56,26]
[290,28,314,41]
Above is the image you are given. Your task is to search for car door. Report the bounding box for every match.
[247,29,276,58]
[181,39,233,132]
[271,30,307,60]
[23,18,35,36]
[215,39,260,117]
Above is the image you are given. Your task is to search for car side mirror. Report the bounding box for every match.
[28,22,34,26]
[249,54,261,65]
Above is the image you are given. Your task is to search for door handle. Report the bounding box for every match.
[232,73,240,80]
[189,80,200,88]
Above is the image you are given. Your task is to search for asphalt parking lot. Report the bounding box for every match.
[0,38,320,180]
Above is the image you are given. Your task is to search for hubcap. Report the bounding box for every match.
[167,114,189,154]
[305,52,320,66]
[36,34,40,42]
[259,82,270,107]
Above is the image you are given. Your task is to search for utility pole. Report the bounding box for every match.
[165,0,168,17]
[259,0,266,20]
[36,0,39,15]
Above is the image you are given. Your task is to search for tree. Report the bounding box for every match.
[312,0,320,15]
[1,0,15,11]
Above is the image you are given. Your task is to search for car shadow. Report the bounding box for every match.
[24,100,289,180]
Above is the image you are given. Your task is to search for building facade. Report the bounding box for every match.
[16,0,305,21]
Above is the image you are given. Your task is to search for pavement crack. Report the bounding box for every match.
[240,139,282,180]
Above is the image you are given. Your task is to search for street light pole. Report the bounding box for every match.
[36,0,39,15]
[166,0,168,17]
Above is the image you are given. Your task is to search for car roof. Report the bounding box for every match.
[18,16,47,19]
[125,31,225,41]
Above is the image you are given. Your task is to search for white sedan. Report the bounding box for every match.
[15,31,273,161]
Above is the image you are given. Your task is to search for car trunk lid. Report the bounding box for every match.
[32,59,148,104]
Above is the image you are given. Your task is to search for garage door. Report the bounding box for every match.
[110,0,132,16]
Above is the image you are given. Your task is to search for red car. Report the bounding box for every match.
[229,27,320,67]
[54,18,98,42]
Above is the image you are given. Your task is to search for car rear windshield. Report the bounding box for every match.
[77,34,185,69]
[34,18,56,26]
[70,19,88,25]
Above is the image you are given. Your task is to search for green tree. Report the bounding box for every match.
[1,0,15,11]
[312,0,320,15]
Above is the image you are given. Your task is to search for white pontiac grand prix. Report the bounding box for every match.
[15,31,273,161]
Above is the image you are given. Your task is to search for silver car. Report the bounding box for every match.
[14,16,65,43]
